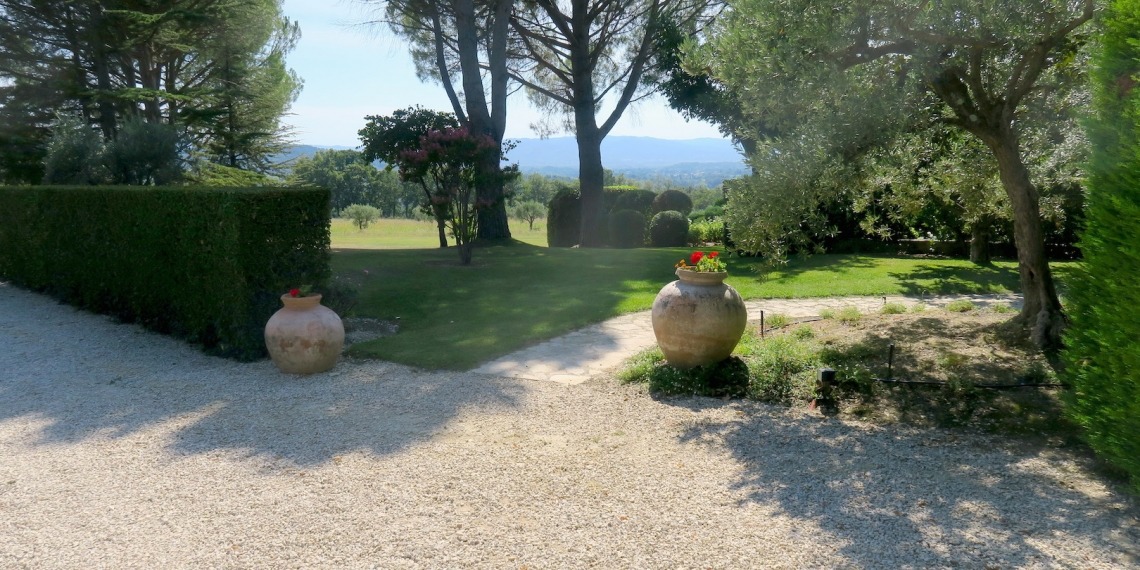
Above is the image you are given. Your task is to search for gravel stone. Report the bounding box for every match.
[1,282,1137,568]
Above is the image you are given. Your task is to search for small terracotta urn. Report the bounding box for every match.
[265,294,345,374]
[651,268,748,369]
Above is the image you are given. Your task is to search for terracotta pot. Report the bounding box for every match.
[651,268,748,369]
[265,294,345,374]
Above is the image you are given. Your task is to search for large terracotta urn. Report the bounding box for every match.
[651,268,748,369]
[265,294,345,374]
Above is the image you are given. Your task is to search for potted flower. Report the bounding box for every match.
[264,286,345,374]
[651,251,748,369]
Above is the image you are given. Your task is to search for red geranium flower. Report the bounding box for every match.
[289,288,301,297]
[709,251,720,259]
[690,251,704,265]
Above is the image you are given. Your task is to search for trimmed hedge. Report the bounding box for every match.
[612,189,657,218]
[0,185,331,360]
[547,187,581,247]
[1062,0,1140,493]
[652,189,693,216]
[649,210,690,247]
[607,209,647,248]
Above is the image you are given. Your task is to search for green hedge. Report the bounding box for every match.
[0,185,331,360]
[607,209,647,248]
[1062,0,1140,493]
[547,187,582,247]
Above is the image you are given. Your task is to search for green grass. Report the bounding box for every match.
[330,242,1077,370]
[945,299,977,313]
[331,217,548,249]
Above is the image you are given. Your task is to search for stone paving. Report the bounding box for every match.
[472,293,1023,385]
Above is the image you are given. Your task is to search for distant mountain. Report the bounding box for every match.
[273,144,356,166]
[507,136,743,169]
[277,136,748,186]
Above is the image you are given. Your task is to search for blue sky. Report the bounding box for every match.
[280,0,726,147]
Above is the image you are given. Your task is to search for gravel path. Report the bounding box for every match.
[1,283,1137,568]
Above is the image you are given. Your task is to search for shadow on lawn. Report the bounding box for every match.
[0,284,525,467]
[666,397,1139,568]
[887,263,1020,295]
[726,253,882,285]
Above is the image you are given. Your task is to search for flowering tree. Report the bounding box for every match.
[396,127,518,265]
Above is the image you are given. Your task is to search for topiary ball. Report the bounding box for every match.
[607,209,646,248]
[649,210,690,247]
[652,189,694,216]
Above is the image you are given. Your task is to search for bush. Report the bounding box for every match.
[688,217,723,246]
[103,119,184,185]
[649,210,689,247]
[0,185,331,360]
[611,188,657,217]
[547,187,581,247]
[42,114,106,185]
[1063,0,1140,493]
[343,203,381,230]
[652,189,693,216]
[607,209,646,248]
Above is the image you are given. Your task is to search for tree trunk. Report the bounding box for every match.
[969,224,991,265]
[454,0,512,241]
[577,124,606,247]
[989,136,1066,350]
[435,215,449,249]
[475,150,511,241]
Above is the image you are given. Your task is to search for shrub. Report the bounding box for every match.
[688,217,723,246]
[612,188,657,217]
[945,300,976,313]
[989,303,1017,314]
[649,210,689,247]
[1063,0,1140,493]
[0,185,331,360]
[547,187,581,247]
[103,119,184,185]
[42,114,107,185]
[342,204,381,230]
[607,209,646,248]
[652,189,694,216]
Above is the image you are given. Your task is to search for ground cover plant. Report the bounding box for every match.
[622,308,1076,444]
[330,242,1076,369]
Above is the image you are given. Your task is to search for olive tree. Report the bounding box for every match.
[691,0,1096,350]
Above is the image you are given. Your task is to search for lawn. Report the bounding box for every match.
[331,217,548,248]
[331,230,1077,370]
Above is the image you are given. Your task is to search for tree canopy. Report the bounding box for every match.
[686,0,1096,349]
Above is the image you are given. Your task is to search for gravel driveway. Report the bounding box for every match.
[1,283,1137,568]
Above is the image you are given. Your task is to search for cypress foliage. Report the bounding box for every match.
[1063,0,1140,492]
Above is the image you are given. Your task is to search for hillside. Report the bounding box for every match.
[278,136,748,186]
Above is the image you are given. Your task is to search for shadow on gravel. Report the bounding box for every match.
[667,398,1139,568]
[0,286,525,467]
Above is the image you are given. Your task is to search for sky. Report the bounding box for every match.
[280,0,726,148]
